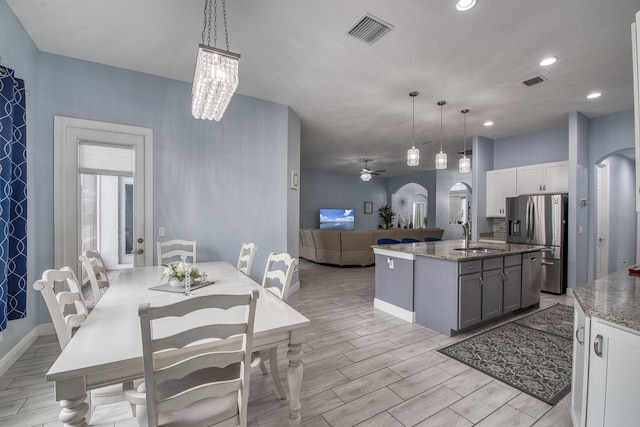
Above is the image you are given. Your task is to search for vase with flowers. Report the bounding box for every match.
[162,256,201,287]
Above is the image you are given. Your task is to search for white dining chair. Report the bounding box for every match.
[33,267,136,420]
[125,290,259,427]
[79,250,110,304]
[254,252,299,400]
[156,239,196,266]
[237,242,257,276]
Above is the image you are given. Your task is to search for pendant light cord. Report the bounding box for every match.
[440,103,443,151]
[412,96,415,147]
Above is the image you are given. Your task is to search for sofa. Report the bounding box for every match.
[299,228,445,266]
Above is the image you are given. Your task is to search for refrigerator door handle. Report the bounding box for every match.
[530,198,536,241]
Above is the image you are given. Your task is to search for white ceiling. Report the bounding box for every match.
[8,0,640,176]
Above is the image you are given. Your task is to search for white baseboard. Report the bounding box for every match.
[0,324,55,377]
[374,298,415,323]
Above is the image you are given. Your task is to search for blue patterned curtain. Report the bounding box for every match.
[0,66,28,331]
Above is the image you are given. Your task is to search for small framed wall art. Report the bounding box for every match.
[290,170,300,190]
[364,201,373,214]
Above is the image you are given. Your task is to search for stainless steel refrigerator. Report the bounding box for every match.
[505,194,568,295]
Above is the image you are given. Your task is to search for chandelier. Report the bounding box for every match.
[459,109,471,173]
[435,101,447,169]
[191,0,240,121]
[407,91,420,166]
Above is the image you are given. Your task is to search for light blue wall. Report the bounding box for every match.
[434,170,473,240]
[587,109,636,280]
[0,0,42,360]
[568,112,591,288]
[472,136,495,238]
[606,155,636,272]
[299,169,388,230]
[1,0,299,360]
[36,53,298,284]
[493,124,568,169]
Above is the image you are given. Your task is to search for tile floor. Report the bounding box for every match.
[0,259,575,426]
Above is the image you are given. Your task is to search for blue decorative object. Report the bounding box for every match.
[0,66,28,331]
[424,237,442,242]
[377,238,401,245]
[401,238,421,243]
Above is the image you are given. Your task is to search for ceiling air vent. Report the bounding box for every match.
[522,75,547,87]
[347,13,394,44]
[457,149,473,156]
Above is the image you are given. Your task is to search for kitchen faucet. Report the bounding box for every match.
[462,221,471,248]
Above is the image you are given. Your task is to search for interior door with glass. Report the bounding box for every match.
[54,117,153,273]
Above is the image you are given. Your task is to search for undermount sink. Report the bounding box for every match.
[453,247,498,253]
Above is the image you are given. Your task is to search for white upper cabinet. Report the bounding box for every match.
[486,168,517,217]
[517,161,568,195]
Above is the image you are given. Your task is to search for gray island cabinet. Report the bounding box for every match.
[373,240,542,336]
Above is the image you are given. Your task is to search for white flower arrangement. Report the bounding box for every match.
[162,261,201,282]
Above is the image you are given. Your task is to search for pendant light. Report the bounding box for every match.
[407,91,420,167]
[459,109,471,173]
[435,101,447,169]
[192,0,241,121]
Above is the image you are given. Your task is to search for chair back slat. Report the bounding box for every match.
[139,290,258,427]
[261,252,298,301]
[151,323,248,353]
[156,239,196,266]
[79,250,110,304]
[237,242,257,276]
[156,378,242,414]
[155,351,244,384]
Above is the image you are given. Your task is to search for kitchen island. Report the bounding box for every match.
[373,240,543,336]
[571,270,640,427]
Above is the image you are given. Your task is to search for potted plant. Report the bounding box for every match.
[378,204,396,229]
[162,258,201,287]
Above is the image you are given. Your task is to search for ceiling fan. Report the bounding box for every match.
[360,159,385,181]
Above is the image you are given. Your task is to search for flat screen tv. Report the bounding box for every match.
[319,209,355,230]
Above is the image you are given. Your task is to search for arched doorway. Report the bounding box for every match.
[392,183,429,228]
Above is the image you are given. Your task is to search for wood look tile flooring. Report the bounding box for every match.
[0,260,575,426]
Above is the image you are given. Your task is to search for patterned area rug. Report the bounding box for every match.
[438,304,573,404]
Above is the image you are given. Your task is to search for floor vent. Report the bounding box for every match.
[522,75,547,86]
[347,13,394,44]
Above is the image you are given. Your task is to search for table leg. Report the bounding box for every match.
[287,342,303,427]
[56,378,89,427]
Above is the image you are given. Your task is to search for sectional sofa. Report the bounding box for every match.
[299,228,445,266]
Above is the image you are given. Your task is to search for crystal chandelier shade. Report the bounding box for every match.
[192,0,240,121]
[459,108,471,173]
[192,46,240,120]
[407,91,420,167]
[435,101,447,170]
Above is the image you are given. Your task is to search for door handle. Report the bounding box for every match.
[137,237,144,243]
[541,261,554,266]
[576,324,585,345]
[137,249,144,254]
[593,334,603,357]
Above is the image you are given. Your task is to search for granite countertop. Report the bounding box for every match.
[372,239,544,262]
[573,269,640,333]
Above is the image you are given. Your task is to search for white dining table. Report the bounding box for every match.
[46,261,310,427]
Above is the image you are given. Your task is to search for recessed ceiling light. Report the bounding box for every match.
[484,121,494,127]
[456,0,477,11]
[539,56,558,66]
[587,92,602,99]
